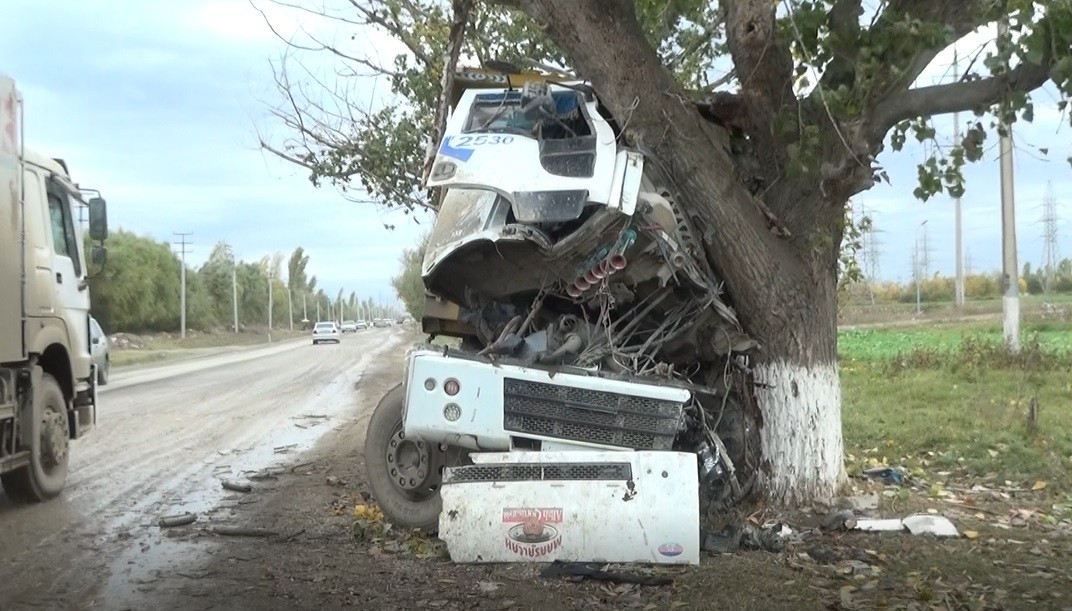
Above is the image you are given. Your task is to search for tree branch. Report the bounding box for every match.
[864,0,1002,101]
[871,54,1054,140]
[819,0,863,89]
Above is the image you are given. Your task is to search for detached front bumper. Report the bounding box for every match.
[438,450,700,564]
[402,347,691,452]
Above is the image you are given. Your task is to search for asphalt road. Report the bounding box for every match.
[0,326,409,609]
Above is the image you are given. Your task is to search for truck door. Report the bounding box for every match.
[45,178,90,360]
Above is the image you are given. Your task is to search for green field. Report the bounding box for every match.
[839,320,1072,491]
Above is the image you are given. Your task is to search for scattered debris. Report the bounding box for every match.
[158,512,198,528]
[539,561,673,586]
[221,480,253,493]
[702,522,788,554]
[856,514,959,537]
[840,493,880,511]
[902,515,959,537]
[820,508,857,532]
[208,526,278,538]
[860,466,904,485]
[325,475,347,487]
[806,545,840,564]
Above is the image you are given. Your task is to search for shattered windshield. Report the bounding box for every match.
[426,188,501,258]
[464,90,591,139]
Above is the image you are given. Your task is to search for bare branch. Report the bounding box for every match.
[422,0,473,186]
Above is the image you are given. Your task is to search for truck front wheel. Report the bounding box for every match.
[364,384,458,532]
[1,373,70,502]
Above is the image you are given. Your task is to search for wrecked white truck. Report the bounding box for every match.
[364,69,760,564]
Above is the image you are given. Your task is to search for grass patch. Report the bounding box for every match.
[110,330,308,369]
[141,330,307,351]
[840,322,1072,492]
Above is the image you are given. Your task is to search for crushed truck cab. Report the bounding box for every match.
[365,68,761,563]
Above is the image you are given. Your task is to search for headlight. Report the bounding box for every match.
[443,403,462,422]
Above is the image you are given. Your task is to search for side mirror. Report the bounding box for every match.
[91,244,107,265]
[88,197,108,241]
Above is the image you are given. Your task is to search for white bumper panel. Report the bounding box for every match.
[438,450,700,564]
[403,349,691,452]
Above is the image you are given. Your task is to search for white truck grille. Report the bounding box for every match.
[502,378,682,450]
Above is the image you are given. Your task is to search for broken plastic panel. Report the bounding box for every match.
[438,450,700,564]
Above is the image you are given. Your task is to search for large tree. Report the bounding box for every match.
[262,0,1072,503]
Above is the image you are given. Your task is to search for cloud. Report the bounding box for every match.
[1,0,1066,305]
[0,0,428,308]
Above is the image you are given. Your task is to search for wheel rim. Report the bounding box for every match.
[39,404,68,472]
[384,421,441,500]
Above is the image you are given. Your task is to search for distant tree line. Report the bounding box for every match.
[842,258,1072,306]
[85,230,377,333]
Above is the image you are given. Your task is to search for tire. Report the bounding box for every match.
[312,340,318,345]
[364,384,446,531]
[97,358,110,386]
[0,372,70,502]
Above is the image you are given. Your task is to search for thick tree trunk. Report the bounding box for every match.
[747,250,845,505]
[506,0,849,505]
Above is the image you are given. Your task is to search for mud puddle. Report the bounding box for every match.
[98,371,364,607]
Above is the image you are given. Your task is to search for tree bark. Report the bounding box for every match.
[503,0,847,504]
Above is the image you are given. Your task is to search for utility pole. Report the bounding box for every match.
[1040,181,1060,294]
[952,48,965,308]
[173,232,192,339]
[287,288,294,331]
[303,293,308,320]
[267,271,274,340]
[998,19,1020,353]
[232,260,239,333]
[316,300,320,322]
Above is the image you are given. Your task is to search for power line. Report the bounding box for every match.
[172,232,193,339]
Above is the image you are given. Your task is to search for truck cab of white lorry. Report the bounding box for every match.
[1,73,108,502]
[363,68,760,558]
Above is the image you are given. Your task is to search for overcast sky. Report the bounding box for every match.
[1,0,1069,305]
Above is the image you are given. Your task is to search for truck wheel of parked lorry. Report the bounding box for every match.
[0,370,69,501]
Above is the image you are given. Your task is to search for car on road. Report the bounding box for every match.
[89,316,110,385]
[372,319,390,328]
[340,320,358,333]
[312,321,341,344]
[356,320,368,330]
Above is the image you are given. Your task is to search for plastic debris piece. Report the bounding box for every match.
[855,515,959,537]
[901,515,959,537]
[861,466,904,485]
[855,519,903,532]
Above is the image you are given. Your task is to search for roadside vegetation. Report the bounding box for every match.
[108,328,310,368]
[87,231,396,336]
[840,320,1072,492]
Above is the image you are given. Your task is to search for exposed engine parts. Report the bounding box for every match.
[414,69,763,519]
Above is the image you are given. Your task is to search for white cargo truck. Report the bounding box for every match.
[1,73,108,502]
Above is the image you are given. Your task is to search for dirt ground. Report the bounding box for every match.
[128,344,1071,611]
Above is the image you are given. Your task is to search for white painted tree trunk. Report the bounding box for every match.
[754,361,846,505]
